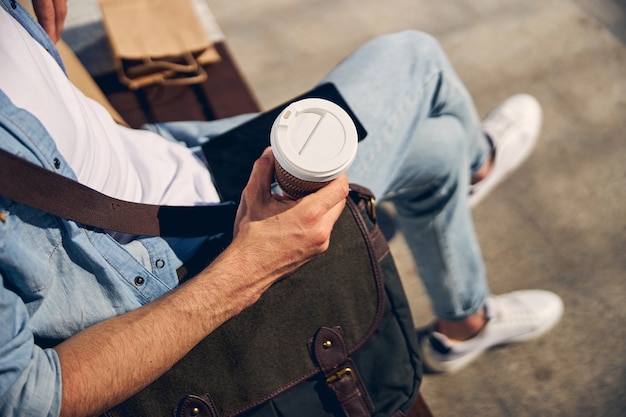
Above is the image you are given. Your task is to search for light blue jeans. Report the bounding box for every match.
[153,31,491,321]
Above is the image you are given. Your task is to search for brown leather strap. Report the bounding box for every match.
[312,327,375,417]
[348,184,389,264]
[0,149,236,237]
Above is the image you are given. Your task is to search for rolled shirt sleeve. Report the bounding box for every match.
[0,280,61,417]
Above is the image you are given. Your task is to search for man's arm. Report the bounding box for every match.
[55,148,349,417]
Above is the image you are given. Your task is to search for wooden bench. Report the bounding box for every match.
[58,39,260,128]
[90,41,261,128]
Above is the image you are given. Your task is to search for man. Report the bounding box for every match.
[0,1,563,416]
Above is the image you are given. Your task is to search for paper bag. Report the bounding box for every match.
[99,0,221,89]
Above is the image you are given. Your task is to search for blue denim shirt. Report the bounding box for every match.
[0,2,196,415]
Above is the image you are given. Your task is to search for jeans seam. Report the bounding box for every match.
[387,181,470,320]
[432,209,463,318]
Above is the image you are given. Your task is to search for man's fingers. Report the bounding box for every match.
[54,0,67,39]
[301,173,350,213]
[32,0,67,43]
[243,147,275,202]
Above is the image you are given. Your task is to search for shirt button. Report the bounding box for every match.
[134,276,145,286]
[155,259,165,269]
[53,158,61,169]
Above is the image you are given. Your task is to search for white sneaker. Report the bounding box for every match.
[421,290,564,373]
[469,94,543,207]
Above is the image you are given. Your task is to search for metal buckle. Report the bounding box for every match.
[326,367,354,387]
[367,195,376,221]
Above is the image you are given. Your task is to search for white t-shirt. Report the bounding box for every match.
[0,8,220,208]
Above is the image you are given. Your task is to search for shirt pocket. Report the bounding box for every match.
[0,198,66,296]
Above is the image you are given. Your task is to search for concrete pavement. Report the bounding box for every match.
[63,0,626,415]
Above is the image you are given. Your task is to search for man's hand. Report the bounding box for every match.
[232,147,349,291]
[32,0,67,43]
[55,147,348,417]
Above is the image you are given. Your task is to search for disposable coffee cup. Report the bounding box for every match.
[270,98,358,199]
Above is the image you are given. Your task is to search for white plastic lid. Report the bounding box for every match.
[270,98,358,182]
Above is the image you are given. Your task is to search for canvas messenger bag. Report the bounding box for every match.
[0,84,426,417]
